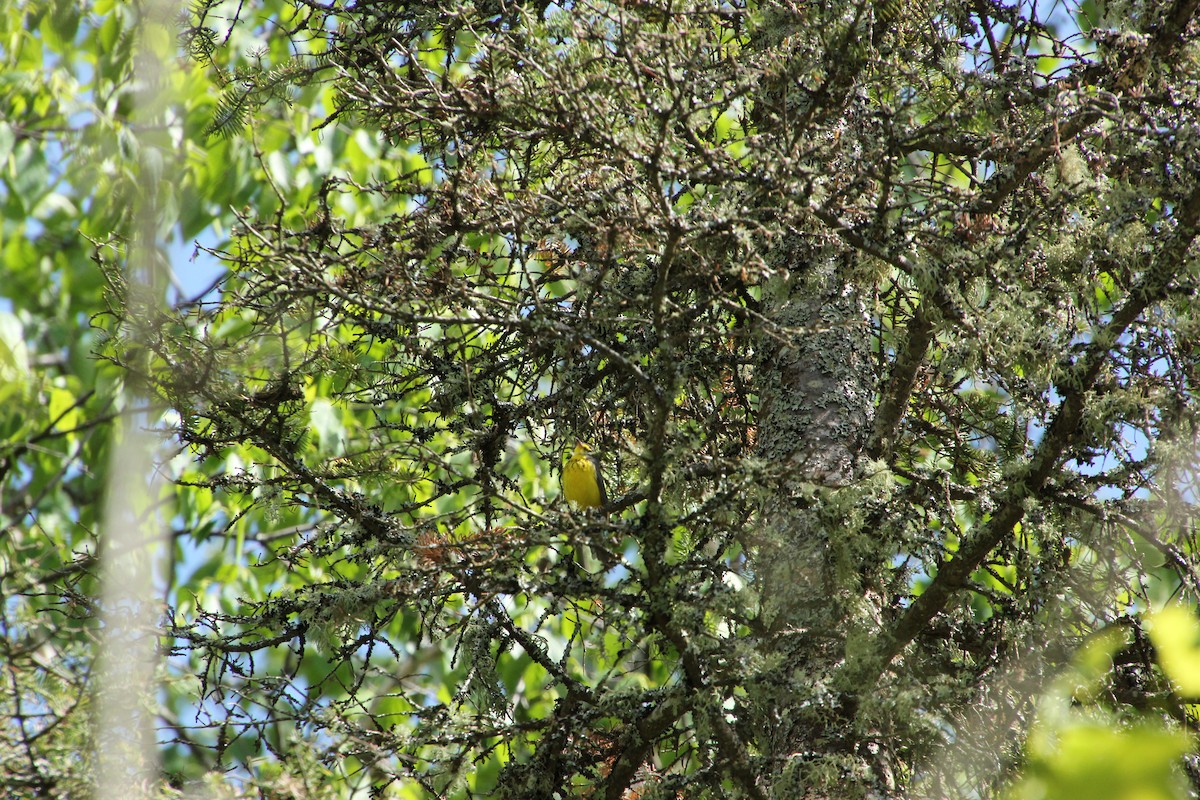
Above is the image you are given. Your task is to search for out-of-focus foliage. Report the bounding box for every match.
[1005,609,1200,800]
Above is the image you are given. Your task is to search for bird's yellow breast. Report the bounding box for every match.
[563,452,604,509]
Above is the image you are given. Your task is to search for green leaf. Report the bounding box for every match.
[0,310,30,389]
[309,397,346,455]
[1148,606,1200,696]
[1015,722,1190,800]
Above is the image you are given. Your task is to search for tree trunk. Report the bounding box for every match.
[753,241,885,797]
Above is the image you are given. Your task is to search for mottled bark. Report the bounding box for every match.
[752,242,882,796]
[757,248,872,490]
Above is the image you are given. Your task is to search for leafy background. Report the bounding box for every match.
[3,0,1200,798]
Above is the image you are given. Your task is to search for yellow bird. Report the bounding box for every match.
[562,442,607,510]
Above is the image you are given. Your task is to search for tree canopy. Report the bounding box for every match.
[5,0,1200,798]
